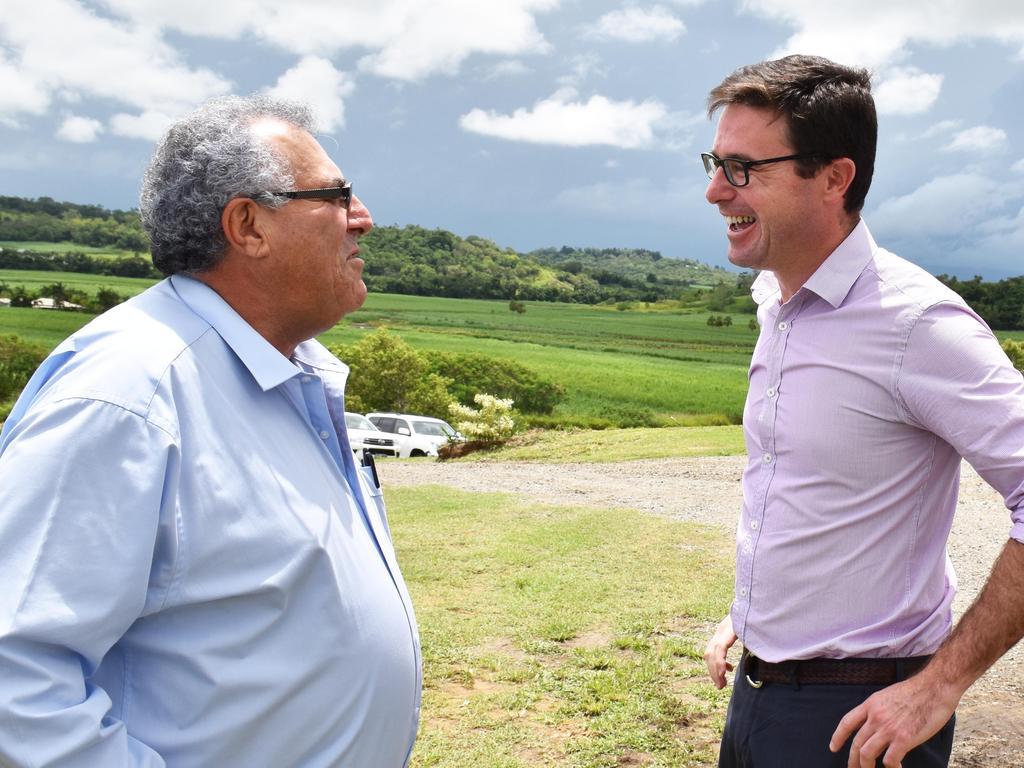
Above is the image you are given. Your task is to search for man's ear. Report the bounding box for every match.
[823,158,856,204]
[221,197,269,259]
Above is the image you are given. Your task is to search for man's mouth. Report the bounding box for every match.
[726,215,756,233]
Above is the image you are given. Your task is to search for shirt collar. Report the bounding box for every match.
[749,219,876,309]
[168,274,302,391]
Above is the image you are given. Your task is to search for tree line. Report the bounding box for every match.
[0,196,732,305]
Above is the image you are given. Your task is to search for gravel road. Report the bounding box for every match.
[379,456,1024,766]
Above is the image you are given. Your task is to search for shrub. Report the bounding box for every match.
[449,393,517,441]
[1002,339,1024,371]
[425,351,563,414]
[0,335,47,403]
[329,329,453,418]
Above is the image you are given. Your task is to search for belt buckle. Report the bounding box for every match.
[744,651,764,689]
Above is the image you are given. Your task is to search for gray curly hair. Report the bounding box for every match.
[140,94,317,276]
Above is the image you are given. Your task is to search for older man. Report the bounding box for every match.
[701,56,1024,767]
[0,96,420,766]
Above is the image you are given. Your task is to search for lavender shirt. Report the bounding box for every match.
[735,220,1024,662]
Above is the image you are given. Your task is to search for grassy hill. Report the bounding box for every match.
[0,270,755,428]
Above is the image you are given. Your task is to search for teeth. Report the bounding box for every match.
[726,215,756,225]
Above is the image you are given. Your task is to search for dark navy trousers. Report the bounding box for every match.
[717,654,956,767]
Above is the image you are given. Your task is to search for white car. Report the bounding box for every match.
[344,412,399,457]
[365,413,463,458]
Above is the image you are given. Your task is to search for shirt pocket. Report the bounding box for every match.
[358,465,392,539]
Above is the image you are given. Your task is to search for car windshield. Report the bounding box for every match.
[345,413,378,431]
[412,420,455,437]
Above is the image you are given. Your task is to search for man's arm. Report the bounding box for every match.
[831,537,1024,768]
[0,397,173,767]
[704,614,738,689]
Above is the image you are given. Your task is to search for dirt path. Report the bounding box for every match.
[379,456,1024,766]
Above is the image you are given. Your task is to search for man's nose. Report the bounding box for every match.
[705,166,735,205]
[348,195,373,235]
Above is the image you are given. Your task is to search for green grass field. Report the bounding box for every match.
[393,484,734,767]
[0,271,756,426]
[0,241,138,258]
[0,269,155,300]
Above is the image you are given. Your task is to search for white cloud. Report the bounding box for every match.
[56,115,103,143]
[744,0,1024,71]
[265,57,355,133]
[480,60,532,80]
[0,51,50,125]
[459,88,669,149]
[942,125,1008,153]
[0,0,230,131]
[556,53,608,88]
[921,120,962,139]
[874,68,943,115]
[109,110,177,141]
[585,5,686,43]
[870,173,1018,238]
[102,0,558,82]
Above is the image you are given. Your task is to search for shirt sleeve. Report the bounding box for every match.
[896,301,1024,543]
[0,395,177,767]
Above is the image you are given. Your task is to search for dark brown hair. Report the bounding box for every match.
[707,55,876,214]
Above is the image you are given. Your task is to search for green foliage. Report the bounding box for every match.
[1002,339,1024,371]
[705,283,735,312]
[9,286,32,307]
[449,393,517,441]
[530,243,732,291]
[507,299,526,314]
[706,314,732,327]
[329,328,453,417]
[938,274,1024,330]
[424,351,564,414]
[0,248,158,277]
[0,334,46,403]
[0,195,148,252]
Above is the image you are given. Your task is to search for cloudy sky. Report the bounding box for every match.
[3,0,1024,278]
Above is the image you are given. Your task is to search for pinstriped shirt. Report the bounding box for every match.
[734,220,1024,662]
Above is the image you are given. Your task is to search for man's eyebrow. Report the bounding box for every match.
[714,151,754,161]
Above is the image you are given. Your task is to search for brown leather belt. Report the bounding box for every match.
[742,650,931,687]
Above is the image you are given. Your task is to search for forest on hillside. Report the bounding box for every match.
[5,196,1024,328]
[0,196,732,305]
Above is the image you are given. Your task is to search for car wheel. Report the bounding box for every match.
[410,449,426,457]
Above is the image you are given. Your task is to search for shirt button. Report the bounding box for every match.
[777,321,788,331]
[740,587,748,597]
[302,376,313,384]
[750,520,759,530]
[766,387,776,398]
[762,453,772,464]
[319,430,330,440]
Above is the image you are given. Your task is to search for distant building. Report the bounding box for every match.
[31,297,84,311]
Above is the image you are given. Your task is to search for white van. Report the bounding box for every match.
[365,413,463,458]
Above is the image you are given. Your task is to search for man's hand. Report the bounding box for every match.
[829,667,959,767]
[704,614,737,688]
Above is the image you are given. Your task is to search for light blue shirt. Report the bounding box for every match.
[0,275,421,767]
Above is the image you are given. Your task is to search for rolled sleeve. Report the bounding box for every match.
[0,396,177,767]
[896,302,1024,543]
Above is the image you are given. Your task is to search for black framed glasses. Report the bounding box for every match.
[262,180,352,209]
[701,152,826,187]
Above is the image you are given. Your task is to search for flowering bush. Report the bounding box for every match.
[449,393,517,441]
